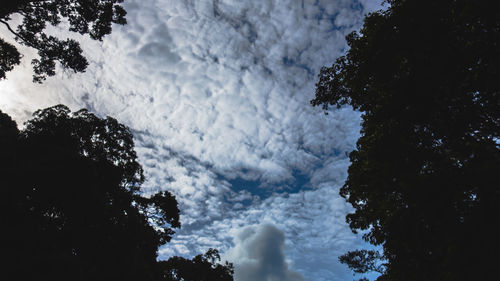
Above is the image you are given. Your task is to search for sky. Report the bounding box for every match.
[0,1,383,280]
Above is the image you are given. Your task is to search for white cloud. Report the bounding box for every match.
[225,224,305,281]
[0,0,384,280]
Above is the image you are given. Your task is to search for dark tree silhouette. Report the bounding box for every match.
[0,105,233,281]
[159,248,234,281]
[1,105,179,281]
[312,0,500,280]
[0,0,126,82]
[339,250,384,275]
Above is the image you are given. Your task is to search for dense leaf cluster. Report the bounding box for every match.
[339,250,384,275]
[1,105,179,280]
[159,248,234,281]
[0,0,126,82]
[313,0,500,280]
[0,37,21,78]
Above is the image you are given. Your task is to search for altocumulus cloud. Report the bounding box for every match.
[0,0,383,280]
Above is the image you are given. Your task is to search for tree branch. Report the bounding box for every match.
[0,19,35,48]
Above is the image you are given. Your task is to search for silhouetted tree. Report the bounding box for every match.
[1,105,234,281]
[0,0,126,82]
[159,248,234,281]
[312,1,500,280]
[0,105,177,281]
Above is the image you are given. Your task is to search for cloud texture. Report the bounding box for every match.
[0,0,383,280]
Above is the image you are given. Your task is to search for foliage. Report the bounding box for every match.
[0,105,232,281]
[0,0,126,82]
[1,105,180,280]
[0,37,21,78]
[339,250,384,275]
[159,248,234,281]
[312,0,500,280]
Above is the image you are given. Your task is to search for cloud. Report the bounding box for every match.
[226,224,305,281]
[0,0,385,280]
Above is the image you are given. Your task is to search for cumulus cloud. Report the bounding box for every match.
[226,224,305,281]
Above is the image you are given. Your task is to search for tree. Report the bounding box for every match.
[0,106,160,280]
[312,0,500,280]
[159,248,234,281]
[1,105,233,281]
[1,105,180,281]
[0,0,126,82]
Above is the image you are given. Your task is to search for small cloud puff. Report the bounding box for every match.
[226,224,305,281]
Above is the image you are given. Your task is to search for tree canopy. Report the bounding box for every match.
[0,0,126,82]
[159,248,234,281]
[312,0,500,280]
[0,105,233,281]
